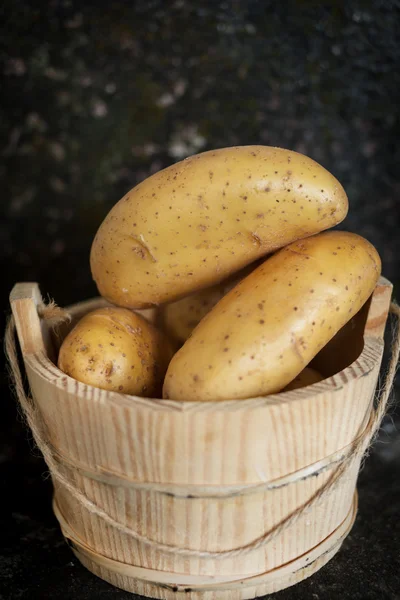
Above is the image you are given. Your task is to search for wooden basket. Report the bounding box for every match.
[9,278,393,600]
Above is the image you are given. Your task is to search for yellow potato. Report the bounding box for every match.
[160,284,235,346]
[163,231,381,401]
[58,307,173,397]
[159,262,260,345]
[283,367,323,392]
[91,146,348,308]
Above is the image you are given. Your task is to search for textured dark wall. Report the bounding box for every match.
[1,0,400,308]
[1,2,400,599]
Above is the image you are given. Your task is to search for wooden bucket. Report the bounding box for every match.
[9,277,393,600]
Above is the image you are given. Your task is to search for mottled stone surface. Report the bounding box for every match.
[1,1,399,598]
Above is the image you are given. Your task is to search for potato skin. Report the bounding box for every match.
[58,307,173,397]
[163,231,381,401]
[283,367,323,392]
[159,262,260,345]
[160,283,235,347]
[90,146,348,308]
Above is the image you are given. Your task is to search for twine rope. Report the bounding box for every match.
[52,491,357,591]
[47,421,371,499]
[5,302,400,559]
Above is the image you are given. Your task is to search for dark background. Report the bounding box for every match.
[1,1,400,599]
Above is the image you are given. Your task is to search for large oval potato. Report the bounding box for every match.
[163,231,381,401]
[91,146,348,308]
[58,307,173,397]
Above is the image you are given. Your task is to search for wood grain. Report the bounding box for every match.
[9,277,392,599]
[53,492,357,599]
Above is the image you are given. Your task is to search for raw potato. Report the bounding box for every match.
[91,146,348,308]
[159,262,260,345]
[163,231,381,401]
[58,307,174,397]
[283,367,323,391]
[160,282,236,346]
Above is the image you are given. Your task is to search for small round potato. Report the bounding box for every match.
[283,367,323,391]
[58,307,174,397]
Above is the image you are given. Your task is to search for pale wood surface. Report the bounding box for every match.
[53,493,357,599]
[9,277,392,599]
[10,282,46,355]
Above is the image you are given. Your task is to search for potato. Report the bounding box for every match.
[283,367,323,392]
[90,146,348,308]
[160,284,235,347]
[58,307,174,397]
[163,231,381,401]
[159,262,260,345]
